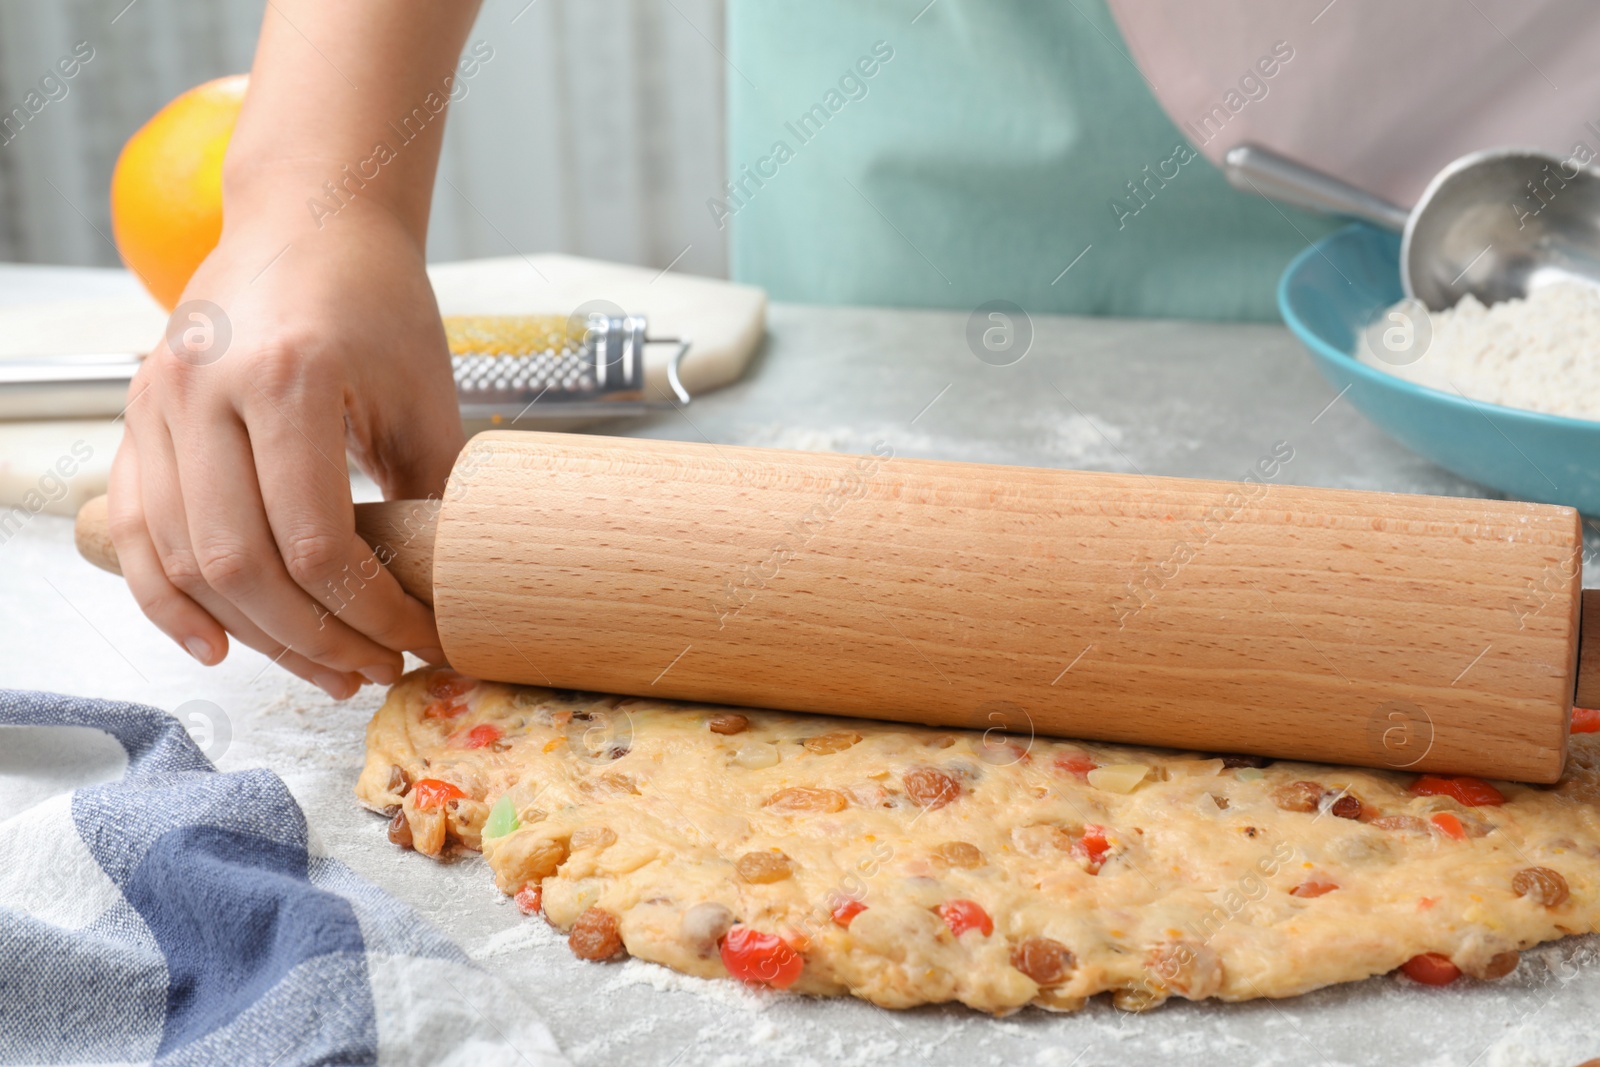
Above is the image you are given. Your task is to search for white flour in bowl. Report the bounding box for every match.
[1356,281,1600,421]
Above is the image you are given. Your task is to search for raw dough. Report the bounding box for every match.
[357,668,1600,1014]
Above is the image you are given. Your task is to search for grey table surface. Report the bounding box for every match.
[2,263,1597,1067]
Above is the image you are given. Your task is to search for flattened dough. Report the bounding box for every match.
[358,669,1600,1014]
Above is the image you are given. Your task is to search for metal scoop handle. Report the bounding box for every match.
[1224,144,1411,232]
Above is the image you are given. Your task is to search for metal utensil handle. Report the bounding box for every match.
[1224,144,1411,232]
[655,337,692,405]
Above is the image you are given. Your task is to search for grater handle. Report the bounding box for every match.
[660,337,692,404]
[75,494,439,607]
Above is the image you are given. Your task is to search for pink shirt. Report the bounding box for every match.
[1108,0,1600,206]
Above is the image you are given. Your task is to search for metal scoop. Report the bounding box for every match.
[1225,143,1600,310]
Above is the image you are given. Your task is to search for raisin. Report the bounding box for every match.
[1464,950,1520,980]
[735,850,794,884]
[708,713,749,735]
[1147,940,1223,999]
[1369,814,1431,834]
[1271,781,1325,813]
[387,764,411,795]
[606,743,630,760]
[680,902,736,956]
[1220,754,1270,768]
[1330,794,1364,820]
[1511,867,1570,907]
[764,787,849,814]
[570,826,618,851]
[1112,985,1164,1012]
[387,810,414,850]
[804,730,862,754]
[568,906,625,961]
[578,773,638,799]
[903,767,961,810]
[932,841,984,869]
[1011,937,1075,987]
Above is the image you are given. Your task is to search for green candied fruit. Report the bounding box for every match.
[484,794,519,840]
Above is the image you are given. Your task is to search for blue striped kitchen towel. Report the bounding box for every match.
[0,690,568,1067]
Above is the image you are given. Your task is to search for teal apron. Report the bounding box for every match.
[723,0,1339,321]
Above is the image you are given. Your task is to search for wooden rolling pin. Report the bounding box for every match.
[76,431,1598,782]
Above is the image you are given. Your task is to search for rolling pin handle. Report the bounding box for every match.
[73,495,438,607]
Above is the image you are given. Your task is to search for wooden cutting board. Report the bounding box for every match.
[0,255,766,515]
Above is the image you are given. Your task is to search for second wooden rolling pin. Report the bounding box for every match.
[76,430,1598,782]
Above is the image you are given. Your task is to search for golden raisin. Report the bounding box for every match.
[735,850,794,884]
[765,787,848,814]
[804,730,862,754]
[1147,940,1223,999]
[708,713,749,735]
[1369,814,1431,834]
[577,773,639,799]
[680,902,735,956]
[1011,937,1075,987]
[1512,867,1570,907]
[1111,984,1164,1012]
[1464,950,1520,980]
[570,826,618,851]
[903,767,961,810]
[568,906,625,961]
[1329,794,1363,820]
[387,810,413,849]
[387,764,411,795]
[932,841,984,869]
[1271,781,1325,813]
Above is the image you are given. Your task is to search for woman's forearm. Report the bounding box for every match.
[222,0,484,243]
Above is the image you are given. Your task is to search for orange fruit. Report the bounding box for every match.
[111,74,247,310]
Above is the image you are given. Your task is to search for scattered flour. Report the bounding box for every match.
[604,955,774,1012]
[1358,282,1600,421]
[474,915,566,958]
[738,416,1129,470]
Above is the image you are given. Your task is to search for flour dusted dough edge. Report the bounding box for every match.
[358,669,1600,1014]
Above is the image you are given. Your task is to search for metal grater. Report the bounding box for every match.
[447,312,692,423]
[0,311,692,422]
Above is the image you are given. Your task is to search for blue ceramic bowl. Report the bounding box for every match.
[1278,224,1600,515]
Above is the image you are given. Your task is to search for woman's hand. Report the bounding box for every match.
[106,0,482,693]
[108,199,464,696]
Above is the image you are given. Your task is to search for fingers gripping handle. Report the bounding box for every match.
[73,495,438,607]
